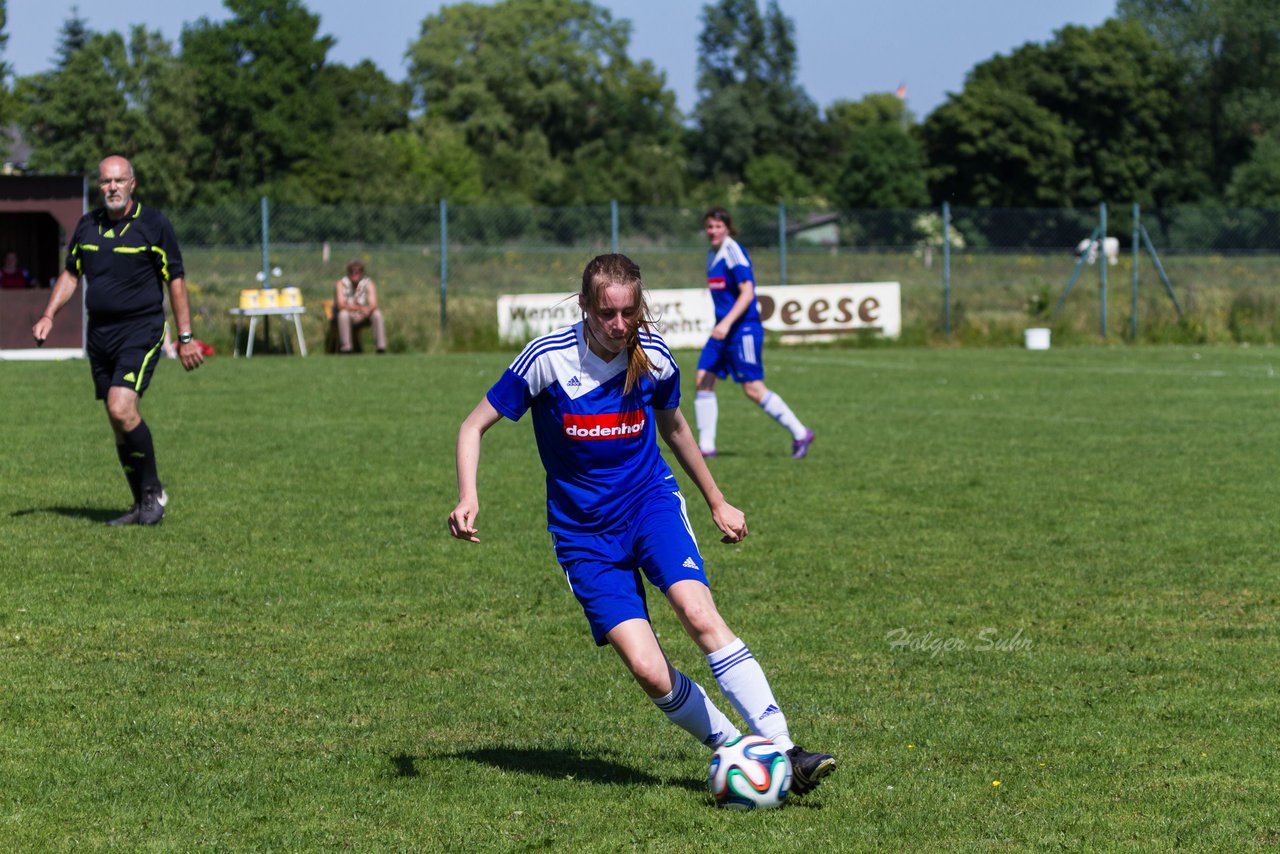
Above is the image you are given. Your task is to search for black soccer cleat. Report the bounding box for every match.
[786,746,836,796]
[107,504,141,526]
[137,486,167,525]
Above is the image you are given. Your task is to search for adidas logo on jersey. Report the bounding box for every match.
[682,557,698,570]
[566,375,581,387]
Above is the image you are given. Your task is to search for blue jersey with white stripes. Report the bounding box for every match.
[706,235,760,326]
[487,322,682,534]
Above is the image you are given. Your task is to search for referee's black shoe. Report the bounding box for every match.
[137,485,167,525]
[786,746,836,796]
[107,504,141,526]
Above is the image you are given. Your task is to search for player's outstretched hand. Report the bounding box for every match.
[448,500,481,543]
[712,501,748,544]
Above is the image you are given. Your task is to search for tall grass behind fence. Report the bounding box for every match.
[165,202,1280,355]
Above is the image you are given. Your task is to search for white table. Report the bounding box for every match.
[228,306,308,357]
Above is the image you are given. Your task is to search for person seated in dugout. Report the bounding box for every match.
[0,250,34,289]
[333,259,387,353]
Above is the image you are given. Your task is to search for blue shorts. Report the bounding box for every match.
[87,315,167,400]
[553,489,708,646]
[697,321,765,383]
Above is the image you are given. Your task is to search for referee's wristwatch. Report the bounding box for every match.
[178,332,194,344]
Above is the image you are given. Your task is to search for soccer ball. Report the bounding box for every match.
[707,734,792,810]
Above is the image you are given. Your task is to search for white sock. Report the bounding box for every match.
[653,669,741,749]
[760,391,807,441]
[695,390,718,452]
[707,638,793,751]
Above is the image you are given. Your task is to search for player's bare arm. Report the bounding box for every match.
[167,277,204,372]
[712,280,754,340]
[655,407,747,543]
[31,269,80,345]
[449,397,504,543]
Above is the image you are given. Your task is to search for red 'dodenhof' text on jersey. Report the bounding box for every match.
[563,411,647,440]
[487,321,681,535]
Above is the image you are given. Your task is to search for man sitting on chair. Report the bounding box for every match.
[334,259,386,353]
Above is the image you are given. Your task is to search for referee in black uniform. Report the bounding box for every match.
[33,155,204,525]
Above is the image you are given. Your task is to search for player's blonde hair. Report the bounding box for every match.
[580,253,655,395]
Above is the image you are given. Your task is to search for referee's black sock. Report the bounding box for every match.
[115,442,142,505]
[120,420,161,494]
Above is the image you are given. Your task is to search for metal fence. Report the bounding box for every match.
[165,200,1280,350]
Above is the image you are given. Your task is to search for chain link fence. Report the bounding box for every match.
[165,201,1280,353]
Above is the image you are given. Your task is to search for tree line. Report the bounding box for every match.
[1,0,1276,211]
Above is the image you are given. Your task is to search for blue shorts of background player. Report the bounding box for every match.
[697,321,766,384]
[553,490,707,646]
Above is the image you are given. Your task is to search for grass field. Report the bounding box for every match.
[3,345,1279,851]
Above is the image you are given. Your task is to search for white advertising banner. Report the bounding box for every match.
[497,282,900,348]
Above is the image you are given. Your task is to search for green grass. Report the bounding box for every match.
[3,345,1279,851]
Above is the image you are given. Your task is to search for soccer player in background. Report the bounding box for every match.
[448,253,836,796]
[694,207,815,459]
[32,155,204,525]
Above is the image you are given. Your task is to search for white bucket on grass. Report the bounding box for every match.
[1024,328,1051,350]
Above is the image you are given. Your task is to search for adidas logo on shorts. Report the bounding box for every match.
[682,557,698,570]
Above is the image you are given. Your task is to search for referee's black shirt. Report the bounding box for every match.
[66,202,186,322]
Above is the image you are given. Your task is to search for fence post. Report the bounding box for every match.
[942,201,952,338]
[610,199,619,254]
[1131,203,1140,340]
[778,202,787,285]
[439,199,448,335]
[1099,202,1108,338]
[260,196,270,287]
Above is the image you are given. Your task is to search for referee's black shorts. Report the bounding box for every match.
[87,314,167,400]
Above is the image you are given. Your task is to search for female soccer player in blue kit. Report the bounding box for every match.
[448,253,835,795]
[695,207,815,459]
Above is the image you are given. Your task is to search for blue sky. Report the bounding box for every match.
[6,0,1117,120]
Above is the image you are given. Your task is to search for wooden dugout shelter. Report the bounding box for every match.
[0,174,88,357]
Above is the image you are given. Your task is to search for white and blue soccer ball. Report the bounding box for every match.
[707,734,792,810]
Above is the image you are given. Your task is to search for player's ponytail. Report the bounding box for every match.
[581,253,655,395]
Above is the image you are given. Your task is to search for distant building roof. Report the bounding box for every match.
[0,173,88,235]
[787,213,839,246]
